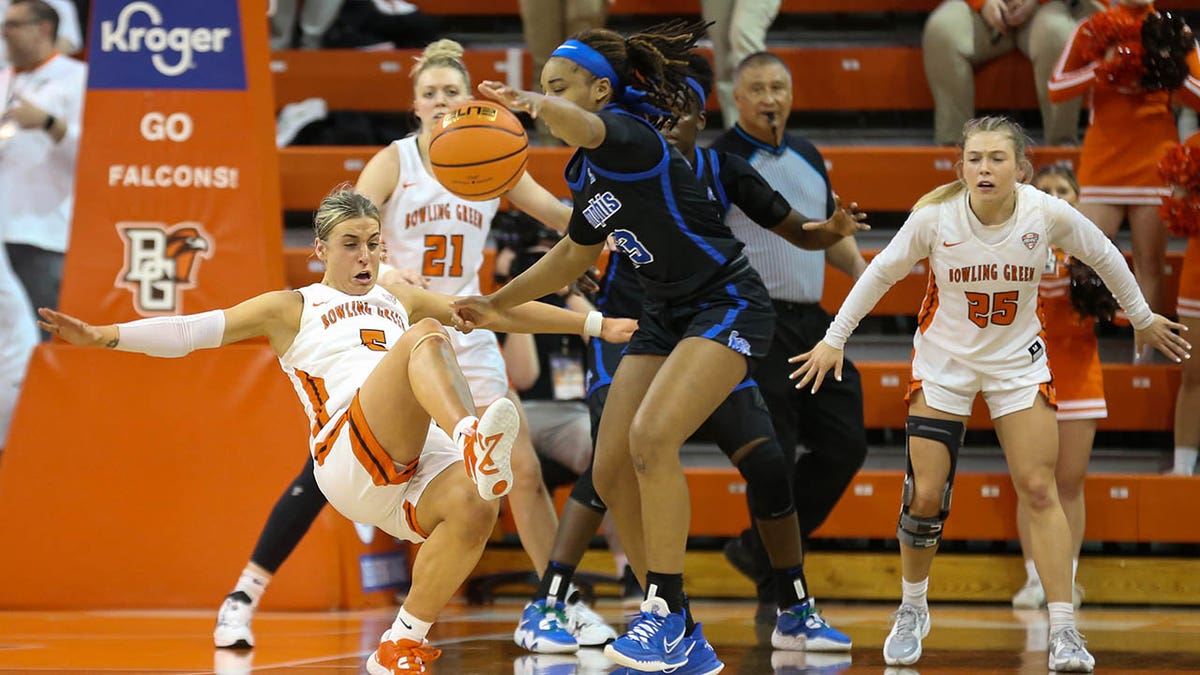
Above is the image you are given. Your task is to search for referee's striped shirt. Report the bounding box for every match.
[711,126,835,304]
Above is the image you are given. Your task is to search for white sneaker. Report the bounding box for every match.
[1048,627,1095,672]
[563,595,618,647]
[1012,577,1046,609]
[882,604,929,666]
[457,399,518,500]
[213,591,255,649]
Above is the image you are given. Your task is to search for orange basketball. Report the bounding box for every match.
[428,100,529,201]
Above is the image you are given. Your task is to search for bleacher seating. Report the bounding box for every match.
[272,46,1041,113]
[421,0,1189,16]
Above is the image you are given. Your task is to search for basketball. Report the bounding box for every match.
[429,100,529,201]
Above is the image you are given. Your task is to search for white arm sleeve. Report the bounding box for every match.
[115,310,226,358]
[1046,198,1154,330]
[824,208,936,349]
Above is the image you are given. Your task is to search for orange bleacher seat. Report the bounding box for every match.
[272,46,1041,114]
[278,145,1083,213]
[541,470,1199,543]
[417,0,1190,15]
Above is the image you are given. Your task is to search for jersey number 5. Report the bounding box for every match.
[360,329,388,351]
[964,290,1019,328]
[423,234,464,277]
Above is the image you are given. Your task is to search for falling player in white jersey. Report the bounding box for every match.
[356,40,578,605]
[791,116,1191,673]
[37,189,635,674]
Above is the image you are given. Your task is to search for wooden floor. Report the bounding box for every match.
[2,600,1198,673]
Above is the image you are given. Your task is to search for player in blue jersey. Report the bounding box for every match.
[453,27,863,672]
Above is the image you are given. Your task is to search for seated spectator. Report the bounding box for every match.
[922,0,1093,145]
[270,0,345,50]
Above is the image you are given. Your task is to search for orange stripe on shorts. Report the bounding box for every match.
[347,391,417,487]
[403,500,430,540]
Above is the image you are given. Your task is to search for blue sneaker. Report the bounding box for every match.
[665,623,724,675]
[606,624,724,674]
[603,596,687,671]
[515,599,579,654]
[771,601,852,652]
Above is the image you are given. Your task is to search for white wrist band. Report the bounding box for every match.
[116,310,226,358]
[584,310,604,338]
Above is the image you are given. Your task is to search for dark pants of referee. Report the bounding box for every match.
[727,300,868,605]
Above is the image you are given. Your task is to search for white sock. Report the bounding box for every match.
[612,552,629,578]
[1174,447,1198,475]
[1025,559,1040,584]
[234,567,270,606]
[1047,602,1074,634]
[452,416,478,441]
[1071,558,1078,584]
[901,577,929,610]
[389,605,432,643]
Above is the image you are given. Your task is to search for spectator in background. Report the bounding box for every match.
[922,0,1093,145]
[0,0,86,339]
[270,0,346,50]
[0,244,35,450]
[518,0,608,142]
[0,0,80,67]
[702,0,780,128]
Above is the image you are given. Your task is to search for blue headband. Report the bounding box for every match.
[685,77,706,109]
[551,40,622,93]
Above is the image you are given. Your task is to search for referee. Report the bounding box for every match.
[712,51,870,612]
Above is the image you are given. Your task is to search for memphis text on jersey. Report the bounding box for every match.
[318,300,407,331]
[583,191,622,229]
[404,202,486,230]
[947,263,1039,284]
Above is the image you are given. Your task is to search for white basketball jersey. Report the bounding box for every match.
[912,186,1052,381]
[380,136,501,297]
[377,136,508,399]
[279,283,411,445]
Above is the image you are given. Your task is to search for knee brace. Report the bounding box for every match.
[897,416,965,549]
[568,464,608,514]
[736,438,796,521]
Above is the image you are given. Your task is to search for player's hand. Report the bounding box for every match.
[1135,313,1191,363]
[380,267,429,289]
[572,266,603,295]
[803,194,870,238]
[37,307,112,347]
[981,0,1008,35]
[788,340,844,394]
[449,295,499,333]
[478,81,542,118]
[599,317,638,343]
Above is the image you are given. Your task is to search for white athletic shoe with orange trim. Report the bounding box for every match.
[457,398,518,500]
[366,631,442,674]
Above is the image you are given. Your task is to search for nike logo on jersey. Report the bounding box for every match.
[402,182,416,188]
[942,241,964,248]
[311,300,330,307]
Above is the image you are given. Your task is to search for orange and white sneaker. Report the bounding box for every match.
[366,632,442,674]
[456,398,518,500]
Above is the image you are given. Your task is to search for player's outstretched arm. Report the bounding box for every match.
[478,81,606,149]
[37,290,302,357]
[391,282,637,343]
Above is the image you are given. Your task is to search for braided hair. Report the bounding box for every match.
[569,20,710,117]
[684,51,714,110]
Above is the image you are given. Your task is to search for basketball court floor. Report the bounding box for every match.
[2,600,1198,673]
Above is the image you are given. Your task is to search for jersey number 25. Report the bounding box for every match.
[964,290,1018,328]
